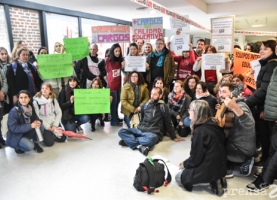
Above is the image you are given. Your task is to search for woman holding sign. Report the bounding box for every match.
[193,45,224,95]
[58,76,90,133]
[120,71,149,128]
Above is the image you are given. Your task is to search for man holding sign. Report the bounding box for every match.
[75,43,107,88]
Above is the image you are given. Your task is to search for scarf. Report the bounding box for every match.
[150,49,165,67]
[168,90,186,112]
[20,104,33,124]
[0,62,8,75]
[129,82,140,107]
[195,91,210,99]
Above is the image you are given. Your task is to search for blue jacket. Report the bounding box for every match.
[6,105,41,149]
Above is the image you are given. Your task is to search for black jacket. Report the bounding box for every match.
[138,100,176,140]
[58,86,75,123]
[75,55,107,88]
[246,54,277,112]
[193,94,217,116]
[6,61,42,97]
[181,120,227,191]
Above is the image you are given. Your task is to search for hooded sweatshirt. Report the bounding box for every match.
[33,95,62,130]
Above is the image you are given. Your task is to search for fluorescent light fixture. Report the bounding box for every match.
[251,24,265,27]
[150,10,156,14]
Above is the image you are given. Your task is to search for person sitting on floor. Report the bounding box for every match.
[218,82,256,178]
[175,100,227,196]
[118,87,184,156]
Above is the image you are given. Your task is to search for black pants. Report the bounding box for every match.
[90,114,103,128]
[43,130,66,147]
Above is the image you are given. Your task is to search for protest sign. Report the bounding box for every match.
[211,35,232,53]
[63,37,89,61]
[91,25,130,43]
[170,35,190,51]
[211,17,234,35]
[250,59,261,81]
[233,48,260,89]
[37,53,73,79]
[74,89,110,114]
[132,17,163,40]
[124,56,146,72]
[202,53,225,70]
[170,16,190,31]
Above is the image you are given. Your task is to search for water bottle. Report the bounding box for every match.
[35,128,43,142]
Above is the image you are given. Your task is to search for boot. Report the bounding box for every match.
[210,179,224,196]
[33,143,43,153]
[0,136,6,146]
[179,127,191,137]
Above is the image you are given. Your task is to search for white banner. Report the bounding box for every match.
[250,58,261,81]
[132,17,163,40]
[125,56,146,72]
[170,35,190,51]
[211,35,232,53]
[170,16,190,31]
[202,53,226,70]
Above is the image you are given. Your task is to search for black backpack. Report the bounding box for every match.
[133,158,172,194]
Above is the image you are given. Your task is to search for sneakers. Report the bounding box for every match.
[240,157,254,176]
[210,179,224,196]
[118,140,127,147]
[246,176,269,192]
[33,143,43,153]
[14,148,25,154]
[76,125,84,133]
[225,167,234,179]
[254,172,277,182]
[138,146,150,156]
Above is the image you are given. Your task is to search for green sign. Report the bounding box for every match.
[74,89,110,114]
[63,37,90,61]
[37,53,73,79]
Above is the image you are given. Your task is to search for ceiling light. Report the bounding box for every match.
[150,10,156,14]
[251,24,265,27]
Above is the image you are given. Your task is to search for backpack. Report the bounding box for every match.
[133,158,172,194]
[35,99,55,110]
[1,107,21,138]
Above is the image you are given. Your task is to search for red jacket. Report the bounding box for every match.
[106,60,121,92]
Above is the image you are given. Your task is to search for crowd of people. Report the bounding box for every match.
[0,36,277,196]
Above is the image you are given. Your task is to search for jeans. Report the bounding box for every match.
[124,113,134,129]
[184,117,191,127]
[63,114,90,132]
[118,128,160,150]
[110,89,121,125]
[17,129,37,152]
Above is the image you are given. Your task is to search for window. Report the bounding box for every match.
[0,5,11,53]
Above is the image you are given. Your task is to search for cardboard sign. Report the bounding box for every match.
[170,35,190,51]
[202,53,226,70]
[91,25,130,43]
[124,56,146,72]
[170,16,190,31]
[74,89,110,114]
[250,59,262,81]
[211,35,232,53]
[63,37,89,61]
[132,17,163,40]
[211,17,234,35]
[37,53,73,79]
[233,48,260,89]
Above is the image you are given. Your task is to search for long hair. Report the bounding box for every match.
[232,74,244,82]
[262,40,276,54]
[205,45,217,54]
[17,90,33,107]
[108,43,123,63]
[214,74,233,94]
[197,81,208,93]
[0,47,11,63]
[65,76,79,98]
[11,40,24,60]
[38,47,48,55]
[184,75,200,97]
[91,77,103,88]
[189,100,214,133]
[35,83,56,99]
[128,43,139,56]
[54,42,63,53]
[123,71,145,85]
[153,77,169,96]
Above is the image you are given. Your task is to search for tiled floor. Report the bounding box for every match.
[0,121,276,200]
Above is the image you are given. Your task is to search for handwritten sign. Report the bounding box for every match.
[233,48,260,89]
[37,53,73,79]
[63,37,89,61]
[250,59,261,81]
[170,35,190,51]
[74,89,110,114]
[211,35,232,53]
[91,25,130,43]
[132,17,163,40]
[170,16,190,31]
[211,17,234,35]
[125,56,146,72]
[202,53,225,70]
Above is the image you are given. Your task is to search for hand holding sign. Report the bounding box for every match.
[170,35,190,51]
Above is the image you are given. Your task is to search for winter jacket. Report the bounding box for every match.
[33,96,62,130]
[246,54,277,112]
[6,61,42,97]
[138,100,177,141]
[192,94,217,116]
[225,98,256,163]
[58,87,75,123]
[6,105,41,149]
[0,69,8,98]
[181,120,226,191]
[146,49,176,86]
[264,64,277,121]
[168,93,191,123]
[120,83,149,117]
